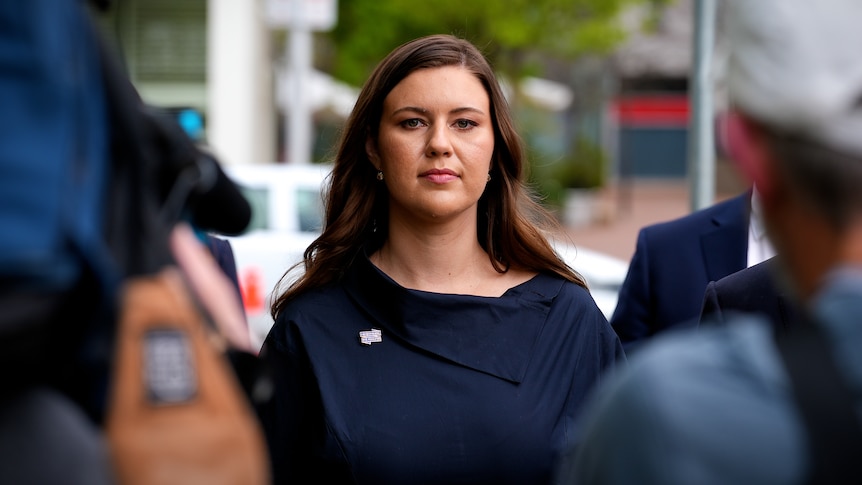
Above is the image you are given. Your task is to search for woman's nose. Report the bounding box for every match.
[425,125,452,157]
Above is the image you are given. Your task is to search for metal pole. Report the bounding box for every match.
[688,0,717,211]
[287,0,312,164]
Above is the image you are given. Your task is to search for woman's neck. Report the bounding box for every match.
[371,216,490,292]
[369,206,537,296]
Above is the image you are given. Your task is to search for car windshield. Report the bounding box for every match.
[296,187,323,233]
[235,184,323,234]
[240,185,270,232]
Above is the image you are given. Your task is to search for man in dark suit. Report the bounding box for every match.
[700,256,798,334]
[610,191,753,352]
[206,235,243,300]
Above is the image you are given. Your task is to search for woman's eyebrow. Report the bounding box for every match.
[450,106,485,116]
[391,106,428,116]
[391,106,485,116]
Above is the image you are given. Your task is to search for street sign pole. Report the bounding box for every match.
[288,0,312,164]
[688,0,717,211]
[266,0,337,164]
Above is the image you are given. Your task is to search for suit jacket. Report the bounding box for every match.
[205,235,244,312]
[610,192,750,352]
[700,257,798,334]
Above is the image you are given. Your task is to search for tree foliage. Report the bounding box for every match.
[317,0,670,86]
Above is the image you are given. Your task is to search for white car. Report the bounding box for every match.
[223,163,626,348]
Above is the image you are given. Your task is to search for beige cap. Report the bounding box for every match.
[725,0,862,155]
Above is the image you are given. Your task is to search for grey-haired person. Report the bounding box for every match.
[561,0,862,483]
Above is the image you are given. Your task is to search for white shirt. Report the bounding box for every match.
[747,187,776,267]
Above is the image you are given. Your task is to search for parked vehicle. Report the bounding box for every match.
[223,163,626,348]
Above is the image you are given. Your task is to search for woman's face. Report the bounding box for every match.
[368,66,495,225]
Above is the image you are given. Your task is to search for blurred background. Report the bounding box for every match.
[90,0,742,262]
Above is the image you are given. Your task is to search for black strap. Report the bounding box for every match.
[95,24,175,278]
[774,316,862,484]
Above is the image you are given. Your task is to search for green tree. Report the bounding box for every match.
[311,0,671,210]
[318,0,669,86]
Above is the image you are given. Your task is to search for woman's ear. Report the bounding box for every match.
[365,137,379,170]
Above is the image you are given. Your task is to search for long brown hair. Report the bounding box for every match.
[272,34,585,319]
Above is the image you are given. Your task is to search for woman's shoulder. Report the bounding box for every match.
[512,272,605,322]
[538,274,609,325]
[267,282,355,351]
[274,281,350,323]
[527,271,593,302]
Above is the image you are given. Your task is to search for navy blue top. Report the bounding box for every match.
[257,253,624,484]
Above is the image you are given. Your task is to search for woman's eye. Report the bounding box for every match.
[455,119,476,129]
[401,119,423,128]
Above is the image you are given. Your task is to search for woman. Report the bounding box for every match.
[257,34,624,484]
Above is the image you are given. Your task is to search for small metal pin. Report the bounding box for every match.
[359,328,383,346]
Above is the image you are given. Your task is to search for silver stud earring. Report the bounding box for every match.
[376,171,384,181]
[486,172,491,182]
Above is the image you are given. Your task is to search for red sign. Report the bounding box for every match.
[613,96,690,126]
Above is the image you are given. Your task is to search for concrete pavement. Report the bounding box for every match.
[564,180,740,263]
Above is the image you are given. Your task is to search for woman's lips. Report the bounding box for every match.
[421,168,458,184]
